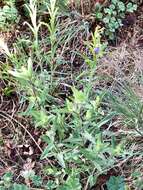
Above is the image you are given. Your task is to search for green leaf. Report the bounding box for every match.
[96,12,103,19]
[127,3,137,13]
[133,4,137,11]
[106,176,125,190]
[82,131,95,144]
[31,175,42,187]
[27,57,33,76]
[114,22,119,29]
[85,59,96,69]
[112,11,117,16]
[21,170,35,180]
[40,143,55,160]
[66,99,74,112]
[104,8,112,15]
[118,2,125,11]
[12,184,29,190]
[85,110,92,120]
[8,57,33,80]
[57,153,66,168]
[2,172,13,182]
[109,4,115,10]
[45,180,57,190]
[58,175,81,190]
[0,187,5,190]
[111,0,118,5]
[72,87,87,104]
[88,175,97,188]
[30,109,49,127]
[103,17,110,24]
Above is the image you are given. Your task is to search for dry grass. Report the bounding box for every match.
[97,22,143,96]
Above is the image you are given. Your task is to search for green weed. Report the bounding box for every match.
[0,0,19,31]
[95,0,137,39]
[0,0,141,189]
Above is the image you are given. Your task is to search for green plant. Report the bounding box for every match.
[5,0,60,121]
[0,0,19,31]
[41,0,59,85]
[4,17,132,190]
[58,173,81,190]
[78,26,107,95]
[0,171,46,190]
[131,170,143,189]
[106,176,125,190]
[0,0,137,189]
[5,0,90,121]
[0,172,29,190]
[83,26,105,70]
[37,30,132,188]
[24,0,42,50]
[95,0,137,39]
[0,172,13,189]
